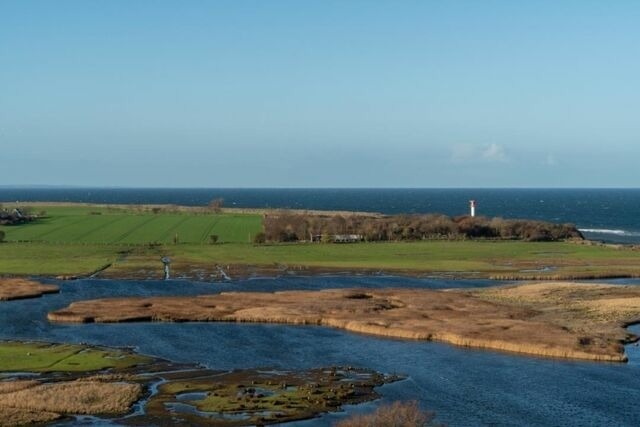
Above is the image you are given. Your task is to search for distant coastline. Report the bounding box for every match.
[2,188,640,244]
[1,201,640,282]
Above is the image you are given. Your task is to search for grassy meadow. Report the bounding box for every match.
[0,341,151,372]
[1,205,262,244]
[1,203,640,279]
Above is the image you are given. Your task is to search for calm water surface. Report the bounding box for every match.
[1,276,639,426]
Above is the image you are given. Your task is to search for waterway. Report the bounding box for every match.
[1,276,639,426]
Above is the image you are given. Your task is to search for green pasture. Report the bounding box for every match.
[101,240,640,280]
[1,239,640,279]
[0,341,151,372]
[0,243,119,275]
[1,204,640,279]
[169,240,640,273]
[0,206,262,244]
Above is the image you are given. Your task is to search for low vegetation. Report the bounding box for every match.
[264,211,583,242]
[0,341,152,372]
[0,380,142,415]
[0,407,62,426]
[3,239,640,281]
[0,340,395,426]
[335,401,438,427]
[0,278,59,301]
[104,239,640,281]
[144,367,395,426]
[0,341,152,425]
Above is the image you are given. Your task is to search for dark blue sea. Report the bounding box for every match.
[2,188,640,243]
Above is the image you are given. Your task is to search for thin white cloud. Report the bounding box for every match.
[481,143,508,162]
[451,143,509,164]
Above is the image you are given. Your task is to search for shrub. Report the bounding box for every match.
[334,401,438,427]
[208,198,224,213]
[209,234,219,244]
[578,336,592,346]
[253,232,266,244]
[0,230,5,243]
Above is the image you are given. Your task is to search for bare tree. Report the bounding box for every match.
[208,198,224,213]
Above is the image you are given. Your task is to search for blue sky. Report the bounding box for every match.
[1,1,639,187]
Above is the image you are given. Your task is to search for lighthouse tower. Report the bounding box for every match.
[469,200,476,217]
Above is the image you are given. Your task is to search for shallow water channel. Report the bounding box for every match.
[1,275,640,426]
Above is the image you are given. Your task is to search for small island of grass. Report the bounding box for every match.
[0,279,59,301]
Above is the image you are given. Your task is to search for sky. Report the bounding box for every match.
[1,0,639,188]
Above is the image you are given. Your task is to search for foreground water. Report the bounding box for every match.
[3,188,640,243]
[1,276,640,426]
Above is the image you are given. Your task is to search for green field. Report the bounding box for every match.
[2,238,640,280]
[1,204,640,279]
[0,341,151,372]
[162,240,640,279]
[1,206,262,244]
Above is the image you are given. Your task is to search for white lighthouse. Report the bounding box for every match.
[469,200,476,217]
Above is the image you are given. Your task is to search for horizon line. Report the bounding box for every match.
[2,185,640,190]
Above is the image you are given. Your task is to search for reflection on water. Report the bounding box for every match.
[2,276,640,426]
[176,392,208,401]
[164,402,253,421]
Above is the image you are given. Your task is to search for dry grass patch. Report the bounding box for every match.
[0,278,58,301]
[475,282,640,323]
[0,407,62,426]
[0,380,142,415]
[49,283,640,362]
[335,401,438,427]
[0,380,39,394]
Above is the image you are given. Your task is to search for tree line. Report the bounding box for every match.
[261,211,583,243]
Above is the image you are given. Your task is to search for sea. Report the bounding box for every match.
[2,187,640,243]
